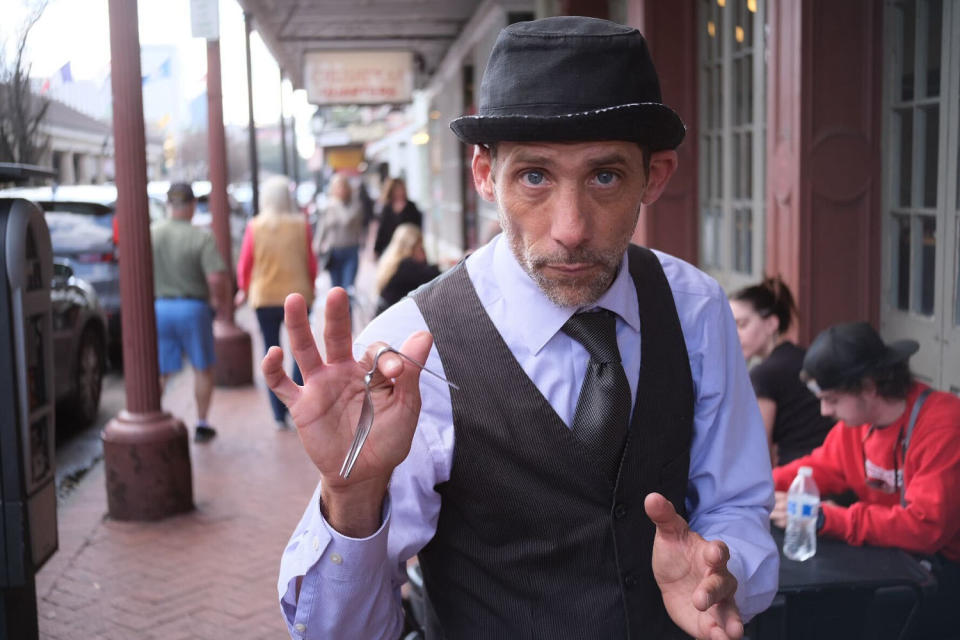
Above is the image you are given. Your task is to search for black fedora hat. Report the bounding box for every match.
[449,16,686,150]
[801,322,919,392]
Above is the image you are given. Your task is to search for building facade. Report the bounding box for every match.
[417,0,957,392]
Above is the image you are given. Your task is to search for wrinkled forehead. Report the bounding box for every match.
[492,140,646,167]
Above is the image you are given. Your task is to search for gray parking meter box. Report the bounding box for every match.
[0,197,58,636]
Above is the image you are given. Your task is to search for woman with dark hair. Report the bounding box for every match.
[730,277,835,465]
[372,177,422,258]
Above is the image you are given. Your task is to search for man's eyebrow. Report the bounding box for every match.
[585,153,631,168]
[506,151,633,167]
[508,151,553,166]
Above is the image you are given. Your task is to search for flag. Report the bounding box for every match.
[142,58,172,85]
[40,62,73,94]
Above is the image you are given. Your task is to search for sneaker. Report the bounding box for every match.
[194,424,217,443]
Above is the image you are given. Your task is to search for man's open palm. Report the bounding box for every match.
[261,290,432,489]
[645,493,744,640]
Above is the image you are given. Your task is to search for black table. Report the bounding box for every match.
[747,529,936,640]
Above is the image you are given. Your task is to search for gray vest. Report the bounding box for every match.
[413,245,694,639]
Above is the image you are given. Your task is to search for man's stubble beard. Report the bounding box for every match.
[498,208,637,309]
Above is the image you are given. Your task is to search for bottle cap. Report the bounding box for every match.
[798,466,813,477]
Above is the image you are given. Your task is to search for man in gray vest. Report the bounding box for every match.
[268,16,778,640]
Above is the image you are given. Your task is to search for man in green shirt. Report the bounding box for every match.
[151,183,228,442]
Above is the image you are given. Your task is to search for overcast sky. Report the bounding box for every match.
[1,0,315,136]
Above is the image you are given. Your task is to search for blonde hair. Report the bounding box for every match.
[328,173,353,206]
[259,175,297,216]
[376,223,423,293]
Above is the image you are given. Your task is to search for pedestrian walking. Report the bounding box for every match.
[236,175,317,430]
[151,182,228,443]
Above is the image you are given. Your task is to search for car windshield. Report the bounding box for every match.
[37,201,114,228]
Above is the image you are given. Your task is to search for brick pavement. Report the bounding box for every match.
[35,307,324,640]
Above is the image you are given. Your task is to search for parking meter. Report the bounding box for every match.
[0,197,58,638]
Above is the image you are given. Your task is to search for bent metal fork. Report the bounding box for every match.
[339,346,459,479]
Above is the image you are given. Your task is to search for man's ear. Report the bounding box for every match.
[471,145,497,203]
[640,150,679,205]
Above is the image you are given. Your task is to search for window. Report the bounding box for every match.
[883,0,960,391]
[698,0,767,290]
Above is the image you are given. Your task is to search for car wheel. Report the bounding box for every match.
[66,327,105,427]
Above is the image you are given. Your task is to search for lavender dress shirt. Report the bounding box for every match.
[278,234,779,639]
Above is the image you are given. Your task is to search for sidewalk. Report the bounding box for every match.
[36,309,324,640]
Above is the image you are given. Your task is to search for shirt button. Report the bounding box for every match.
[613,503,627,519]
[624,575,638,588]
[294,623,306,632]
[312,536,320,551]
[330,552,343,565]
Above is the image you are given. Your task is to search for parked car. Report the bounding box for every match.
[50,260,108,427]
[1,169,109,428]
[0,183,165,365]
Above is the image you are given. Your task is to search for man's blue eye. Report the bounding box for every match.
[596,171,616,185]
[523,171,545,185]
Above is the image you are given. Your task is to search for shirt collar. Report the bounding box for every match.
[491,235,641,354]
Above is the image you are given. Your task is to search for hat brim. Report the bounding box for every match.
[450,103,686,151]
[882,339,920,365]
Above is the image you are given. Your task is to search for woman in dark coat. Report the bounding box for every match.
[373,177,422,258]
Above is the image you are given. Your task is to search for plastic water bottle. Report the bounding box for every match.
[783,466,819,561]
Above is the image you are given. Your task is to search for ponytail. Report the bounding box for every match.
[731,276,797,335]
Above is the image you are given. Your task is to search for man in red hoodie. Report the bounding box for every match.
[771,321,960,636]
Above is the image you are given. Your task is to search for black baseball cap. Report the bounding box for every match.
[801,322,919,393]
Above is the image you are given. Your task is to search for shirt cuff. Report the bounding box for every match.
[820,502,847,540]
[280,494,394,638]
[315,495,393,581]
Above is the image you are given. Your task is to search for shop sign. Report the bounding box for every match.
[304,51,413,105]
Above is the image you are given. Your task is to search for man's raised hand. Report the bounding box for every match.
[261,289,432,536]
[645,492,744,640]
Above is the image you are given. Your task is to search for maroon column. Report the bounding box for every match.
[102,0,193,520]
[628,0,699,264]
[207,39,253,387]
[766,0,883,343]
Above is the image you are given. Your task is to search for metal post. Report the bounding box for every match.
[291,115,300,189]
[102,0,193,521]
[279,82,289,177]
[207,38,253,387]
[244,11,260,215]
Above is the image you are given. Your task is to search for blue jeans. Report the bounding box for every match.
[326,245,359,290]
[255,306,304,422]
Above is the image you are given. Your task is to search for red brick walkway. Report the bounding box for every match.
[36,309,320,640]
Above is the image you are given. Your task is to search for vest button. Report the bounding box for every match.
[624,575,638,588]
[614,503,627,519]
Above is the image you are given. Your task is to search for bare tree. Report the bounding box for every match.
[0,1,51,165]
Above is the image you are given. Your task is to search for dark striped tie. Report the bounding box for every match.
[562,310,631,478]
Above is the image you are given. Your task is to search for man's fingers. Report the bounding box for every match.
[644,492,688,538]
[261,346,300,407]
[705,540,730,570]
[724,615,744,639]
[393,331,435,396]
[693,570,737,611]
[284,294,324,375]
[323,288,354,363]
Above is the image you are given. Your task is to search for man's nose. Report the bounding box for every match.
[549,184,590,250]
